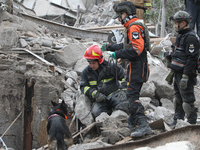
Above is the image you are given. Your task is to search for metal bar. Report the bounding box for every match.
[19,13,110,41]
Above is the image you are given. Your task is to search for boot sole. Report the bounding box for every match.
[131,131,154,138]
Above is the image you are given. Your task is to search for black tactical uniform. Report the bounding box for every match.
[171,28,199,124]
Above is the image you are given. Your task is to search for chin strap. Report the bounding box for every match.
[177,22,188,32]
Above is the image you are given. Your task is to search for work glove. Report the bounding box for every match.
[165,70,174,85]
[101,43,107,51]
[91,90,107,102]
[180,74,189,89]
[107,51,116,59]
[115,90,127,102]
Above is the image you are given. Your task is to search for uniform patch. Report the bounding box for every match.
[140,29,144,37]
[189,44,195,53]
[132,32,139,39]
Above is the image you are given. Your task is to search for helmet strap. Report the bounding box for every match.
[121,14,136,24]
[177,21,187,32]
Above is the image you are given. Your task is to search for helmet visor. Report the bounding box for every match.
[112,12,121,19]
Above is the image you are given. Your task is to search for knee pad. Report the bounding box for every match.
[182,102,196,117]
[128,100,144,115]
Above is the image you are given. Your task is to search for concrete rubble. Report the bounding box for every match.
[0,1,200,150]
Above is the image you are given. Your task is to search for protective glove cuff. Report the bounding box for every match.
[107,51,116,59]
[182,74,189,80]
[91,90,98,98]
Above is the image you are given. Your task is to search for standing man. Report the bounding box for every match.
[166,11,199,126]
[80,45,128,118]
[185,0,200,38]
[101,1,153,138]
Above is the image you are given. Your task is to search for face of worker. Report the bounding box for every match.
[118,12,127,22]
[89,61,99,70]
[174,21,186,31]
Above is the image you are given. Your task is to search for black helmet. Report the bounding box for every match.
[112,1,136,19]
[170,10,192,24]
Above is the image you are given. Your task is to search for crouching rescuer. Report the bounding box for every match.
[80,45,128,118]
[165,10,199,126]
[101,1,153,138]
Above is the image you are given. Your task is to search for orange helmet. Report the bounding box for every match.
[84,45,104,64]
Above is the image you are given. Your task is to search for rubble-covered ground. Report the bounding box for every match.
[0,1,200,150]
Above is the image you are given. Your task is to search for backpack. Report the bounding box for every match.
[178,31,200,73]
[124,20,151,52]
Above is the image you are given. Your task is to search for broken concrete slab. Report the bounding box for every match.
[0,27,18,48]
[154,106,174,125]
[52,43,86,68]
[75,94,94,126]
[140,81,156,98]
[160,98,174,111]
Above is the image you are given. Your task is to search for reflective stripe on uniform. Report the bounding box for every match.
[101,77,114,83]
[84,86,90,94]
[171,61,185,67]
[108,88,120,96]
[89,81,97,85]
[133,46,141,55]
[121,78,125,83]
[145,3,152,6]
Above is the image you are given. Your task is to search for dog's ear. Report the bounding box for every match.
[51,101,57,107]
[61,100,66,107]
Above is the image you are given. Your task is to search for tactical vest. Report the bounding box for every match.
[123,20,151,53]
[170,30,200,73]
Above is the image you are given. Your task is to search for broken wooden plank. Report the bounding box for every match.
[115,137,132,145]
[163,122,171,132]
[11,48,54,66]
[62,80,77,93]
[72,122,96,139]
[83,24,155,30]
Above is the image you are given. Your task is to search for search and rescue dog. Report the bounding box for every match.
[47,100,73,150]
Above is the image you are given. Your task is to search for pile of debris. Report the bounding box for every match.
[0,3,200,150]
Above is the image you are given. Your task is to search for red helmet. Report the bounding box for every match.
[84,45,104,64]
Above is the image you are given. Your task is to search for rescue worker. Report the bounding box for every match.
[120,0,152,20]
[101,1,153,138]
[165,10,199,126]
[80,45,128,118]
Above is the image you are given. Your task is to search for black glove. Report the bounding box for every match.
[165,71,174,85]
[180,74,189,89]
[92,90,107,102]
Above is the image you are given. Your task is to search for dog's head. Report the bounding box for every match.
[51,100,72,119]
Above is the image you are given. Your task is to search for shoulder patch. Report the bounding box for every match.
[132,32,139,39]
[189,44,194,53]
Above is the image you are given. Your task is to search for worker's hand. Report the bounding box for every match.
[92,90,107,102]
[108,51,116,59]
[180,74,189,89]
[101,43,107,51]
[116,90,126,102]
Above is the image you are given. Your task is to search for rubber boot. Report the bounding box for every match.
[127,114,138,132]
[127,124,137,132]
[169,119,177,129]
[130,116,153,138]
